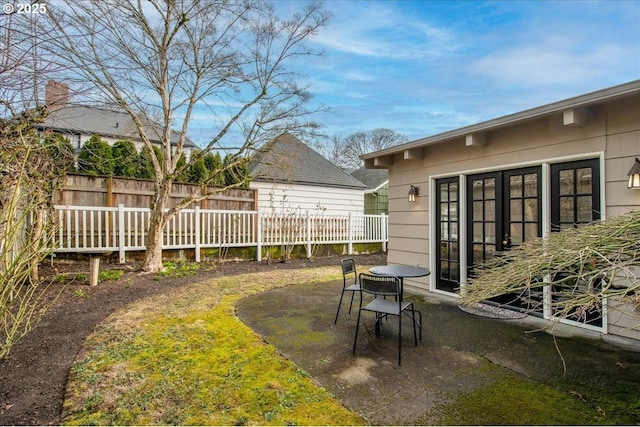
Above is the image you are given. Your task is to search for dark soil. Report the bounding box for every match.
[0,253,385,426]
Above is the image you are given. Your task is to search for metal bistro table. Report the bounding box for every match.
[367,265,430,337]
[369,265,431,288]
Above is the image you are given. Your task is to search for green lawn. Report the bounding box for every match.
[62,267,365,426]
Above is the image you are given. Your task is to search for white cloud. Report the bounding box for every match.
[471,42,634,87]
[310,2,456,60]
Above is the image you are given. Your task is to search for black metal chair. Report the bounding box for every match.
[353,273,422,366]
[335,258,361,323]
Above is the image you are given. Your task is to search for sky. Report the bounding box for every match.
[267,0,640,144]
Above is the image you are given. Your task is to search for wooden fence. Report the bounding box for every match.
[55,174,256,210]
[50,204,388,262]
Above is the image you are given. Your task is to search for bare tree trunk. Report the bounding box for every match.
[143,215,165,273]
[142,180,172,273]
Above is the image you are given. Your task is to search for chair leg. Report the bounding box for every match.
[411,306,418,347]
[404,307,423,342]
[347,291,356,315]
[398,310,402,366]
[334,290,345,324]
[353,308,362,356]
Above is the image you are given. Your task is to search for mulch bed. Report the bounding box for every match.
[0,253,385,426]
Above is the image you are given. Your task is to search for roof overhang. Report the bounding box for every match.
[363,180,389,194]
[362,80,640,169]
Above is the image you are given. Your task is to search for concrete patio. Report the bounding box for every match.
[236,278,640,425]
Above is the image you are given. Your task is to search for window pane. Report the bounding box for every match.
[510,175,522,197]
[441,222,449,239]
[473,201,483,220]
[440,183,449,202]
[473,223,483,242]
[525,223,538,241]
[450,242,458,259]
[524,199,538,221]
[450,202,458,221]
[440,242,449,258]
[510,199,522,222]
[510,224,523,246]
[577,168,593,194]
[577,195,593,223]
[473,180,483,200]
[484,201,495,221]
[450,182,458,201]
[440,261,450,279]
[450,262,459,281]
[451,222,458,240]
[472,244,484,263]
[485,222,495,243]
[440,203,449,219]
[524,174,538,197]
[485,178,496,199]
[560,197,574,222]
[559,170,574,195]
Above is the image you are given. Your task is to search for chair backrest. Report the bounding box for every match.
[341,258,357,278]
[359,273,401,297]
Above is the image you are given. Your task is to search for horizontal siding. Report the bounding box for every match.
[250,182,364,215]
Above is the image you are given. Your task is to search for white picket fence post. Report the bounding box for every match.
[256,210,263,262]
[381,212,387,253]
[194,206,201,262]
[347,211,353,255]
[118,204,125,263]
[305,210,312,258]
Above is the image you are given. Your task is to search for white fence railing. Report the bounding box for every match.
[51,204,388,262]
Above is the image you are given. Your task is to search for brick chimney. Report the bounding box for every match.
[45,80,69,110]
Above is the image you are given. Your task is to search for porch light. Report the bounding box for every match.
[408,185,419,202]
[627,158,640,189]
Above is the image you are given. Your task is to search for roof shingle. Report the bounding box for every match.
[39,104,197,148]
[249,133,366,190]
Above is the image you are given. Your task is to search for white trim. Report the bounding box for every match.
[458,174,467,294]
[428,151,605,181]
[363,180,389,194]
[429,176,436,292]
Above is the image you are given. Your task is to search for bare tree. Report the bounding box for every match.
[45,0,330,273]
[0,7,63,359]
[327,128,407,170]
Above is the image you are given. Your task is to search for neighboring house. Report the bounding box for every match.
[350,168,389,214]
[37,81,197,158]
[249,133,366,215]
[361,80,640,341]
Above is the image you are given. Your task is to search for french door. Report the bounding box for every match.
[550,159,602,326]
[435,177,460,292]
[466,167,543,312]
[435,159,602,325]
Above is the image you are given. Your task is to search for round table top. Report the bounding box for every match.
[369,265,431,278]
